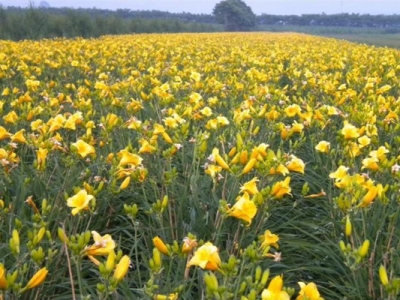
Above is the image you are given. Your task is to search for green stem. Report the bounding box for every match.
[74,256,85,297]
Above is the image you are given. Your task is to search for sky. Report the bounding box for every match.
[0,0,398,15]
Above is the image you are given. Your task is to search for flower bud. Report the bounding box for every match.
[379,265,389,286]
[358,239,370,258]
[345,215,352,237]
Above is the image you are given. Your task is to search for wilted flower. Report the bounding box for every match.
[85,231,116,256]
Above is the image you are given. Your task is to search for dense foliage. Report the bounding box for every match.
[213,0,256,31]
[0,6,221,40]
[0,32,399,299]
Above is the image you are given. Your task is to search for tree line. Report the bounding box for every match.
[0,3,400,41]
[0,6,221,40]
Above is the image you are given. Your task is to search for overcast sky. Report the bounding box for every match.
[1,0,398,15]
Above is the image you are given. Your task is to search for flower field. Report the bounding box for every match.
[0,32,399,299]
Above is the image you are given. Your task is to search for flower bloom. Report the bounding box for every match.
[296,282,324,300]
[240,177,259,195]
[260,230,279,250]
[72,139,95,158]
[118,149,143,167]
[341,123,360,139]
[66,189,94,216]
[286,156,305,174]
[329,166,349,181]
[227,192,258,225]
[113,255,131,282]
[315,141,330,153]
[154,293,178,300]
[24,267,48,290]
[187,242,221,271]
[85,231,116,256]
[261,275,290,300]
[271,177,291,199]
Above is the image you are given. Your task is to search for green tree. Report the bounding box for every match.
[213,0,256,31]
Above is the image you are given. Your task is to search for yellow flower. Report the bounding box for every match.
[260,230,279,249]
[153,236,170,255]
[0,126,11,140]
[85,231,116,256]
[358,135,371,148]
[11,129,27,144]
[369,146,389,161]
[3,111,18,124]
[284,104,301,117]
[261,275,290,300]
[139,139,156,154]
[341,123,360,139]
[240,177,259,195]
[113,255,131,282]
[200,107,213,117]
[72,140,95,158]
[48,114,66,132]
[118,149,143,167]
[0,264,7,290]
[227,192,258,225]
[286,156,305,174]
[154,293,178,300]
[271,177,291,199]
[329,166,349,181]
[23,267,48,290]
[187,242,221,271]
[361,157,379,171]
[205,164,223,178]
[315,141,330,153]
[296,282,324,300]
[359,186,378,207]
[66,189,94,216]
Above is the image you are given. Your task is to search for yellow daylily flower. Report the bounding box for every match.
[205,164,223,178]
[85,231,116,256]
[118,149,143,167]
[72,140,95,158]
[66,189,94,216]
[261,275,290,300]
[315,141,330,153]
[240,177,259,195]
[329,166,349,181]
[153,236,170,255]
[113,255,131,282]
[0,264,7,290]
[11,129,27,144]
[187,242,221,271]
[23,267,48,291]
[0,126,11,140]
[271,177,291,199]
[260,230,279,249]
[3,111,18,124]
[227,192,258,225]
[341,122,360,139]
[286,156,305,174]
[296,282,324,300]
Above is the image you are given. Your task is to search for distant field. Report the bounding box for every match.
[261,25,400,48]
